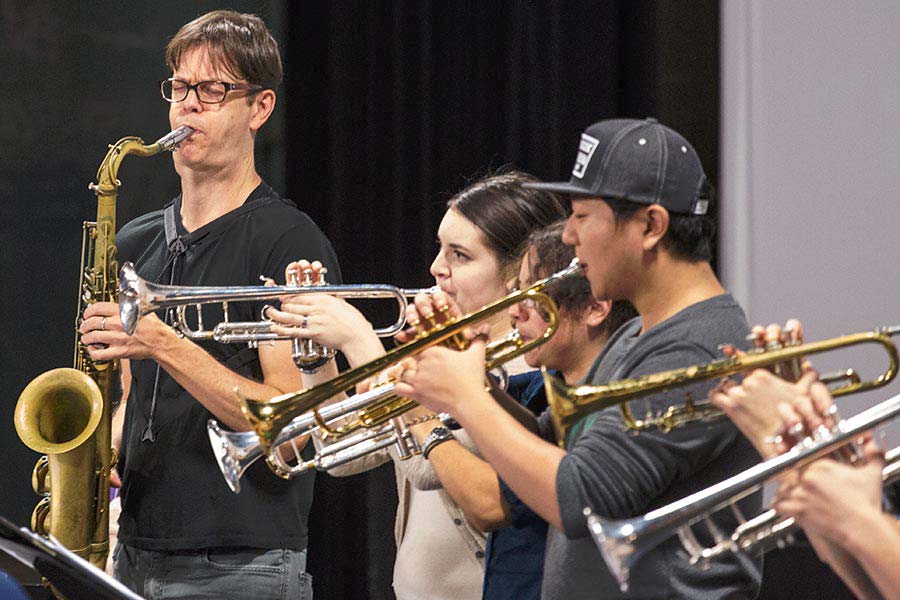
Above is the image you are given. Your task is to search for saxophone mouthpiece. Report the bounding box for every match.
[157,126,195,151]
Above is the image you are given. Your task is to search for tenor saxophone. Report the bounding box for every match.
[14,126,193,571]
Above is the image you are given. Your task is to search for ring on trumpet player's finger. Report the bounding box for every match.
[301,315,309,329]
[100,316,107,331]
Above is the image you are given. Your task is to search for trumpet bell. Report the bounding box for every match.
[119,262,148,335]
[585,508,638,592]
[207,420,262,494]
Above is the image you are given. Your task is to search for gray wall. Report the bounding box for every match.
[720,0,900,445]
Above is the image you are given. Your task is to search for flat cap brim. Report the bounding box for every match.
[521,180,602,197]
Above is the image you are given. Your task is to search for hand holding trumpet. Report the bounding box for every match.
[710,319,839,458]
[394,290,492,417]
[265,259,386,369]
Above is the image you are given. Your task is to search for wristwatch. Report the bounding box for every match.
[297,355,332,375]
[421,426,454,459]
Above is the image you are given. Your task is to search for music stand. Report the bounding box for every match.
[0,517,144,600]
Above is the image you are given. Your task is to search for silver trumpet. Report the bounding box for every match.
[207,381,425,493]
[585,391,900,592]
[118,262,433,367]
[208,330,519,492]
[682,444,900,567]
[679,446,900,569]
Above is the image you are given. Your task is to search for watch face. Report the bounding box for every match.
[429,426,451,439]
[422,426,454,459]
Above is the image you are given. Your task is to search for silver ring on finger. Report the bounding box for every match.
[100,316,107,331]
[301,315,309,329]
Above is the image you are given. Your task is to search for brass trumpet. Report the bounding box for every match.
[545,326,900,445]
[585,391,900,591]
[208,330,522,491]
[238,258,582,453]
[118,262,433,367]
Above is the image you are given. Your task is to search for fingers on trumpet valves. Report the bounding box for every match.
[747,325,767,350]
[413,293,439,329]
[809,381,838,428]
[765,409,806,452]
[717,343,741,360]
[402,304,424,339]
[764,323,787,351]
[284,259,325,285]
[284,260,305,285]
[783,318,804,344]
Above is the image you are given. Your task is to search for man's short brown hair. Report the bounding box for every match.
[166,10,282,89]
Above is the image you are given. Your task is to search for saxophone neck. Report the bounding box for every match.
[89,126,194,197]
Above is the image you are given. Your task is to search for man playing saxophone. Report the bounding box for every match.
[78,10,339,599]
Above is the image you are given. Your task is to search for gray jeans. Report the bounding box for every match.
[113,543,312,600]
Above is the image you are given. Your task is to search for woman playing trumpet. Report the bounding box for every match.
[394,221,635,600]
[267,171,566,600]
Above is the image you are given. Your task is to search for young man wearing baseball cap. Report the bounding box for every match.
[396,118,763,598]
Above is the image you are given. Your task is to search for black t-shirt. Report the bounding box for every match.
[116,182,341,551]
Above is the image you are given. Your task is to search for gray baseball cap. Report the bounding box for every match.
[525,118,710,215]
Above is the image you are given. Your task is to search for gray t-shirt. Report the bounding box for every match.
[538,294,763,599]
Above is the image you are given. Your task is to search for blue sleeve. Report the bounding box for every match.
[499,476,545,529]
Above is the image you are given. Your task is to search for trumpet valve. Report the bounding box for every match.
[286,268,300,286]
[391,418,419,460]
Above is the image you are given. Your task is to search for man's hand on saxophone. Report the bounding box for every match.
[80,302,173,362]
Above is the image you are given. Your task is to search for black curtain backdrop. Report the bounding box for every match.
[0,2,854,599]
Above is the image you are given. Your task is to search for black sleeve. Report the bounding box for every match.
[554,341,730,538]
[262,218,342,286]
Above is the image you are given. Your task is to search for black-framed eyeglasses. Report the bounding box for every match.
[160,78,267,104]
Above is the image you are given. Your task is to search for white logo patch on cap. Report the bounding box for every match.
[572,133,599,179]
